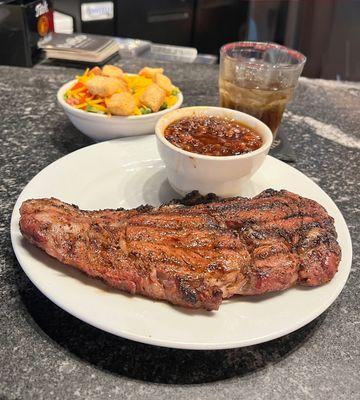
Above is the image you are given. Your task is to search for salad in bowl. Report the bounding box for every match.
[58,64,183,141]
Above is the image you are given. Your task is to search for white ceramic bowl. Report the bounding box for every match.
[155,106,273,197]
[57,79,183,141]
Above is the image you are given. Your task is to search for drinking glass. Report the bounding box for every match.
[219,42,306,138]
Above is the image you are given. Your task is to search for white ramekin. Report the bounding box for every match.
[57,79,183,141]
[155,106,273,197]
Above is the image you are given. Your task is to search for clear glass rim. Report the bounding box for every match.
[220,41,307,70]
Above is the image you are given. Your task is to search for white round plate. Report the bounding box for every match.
[11,136,352,350]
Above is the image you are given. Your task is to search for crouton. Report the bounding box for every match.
[102,65,124,79]
[108,92,136,116]
[89,66,102,75]
[139,67,164,80]
[139,83,166,112]
[85,76,123,97]
[117,78,130,93]
[155,73,175,94]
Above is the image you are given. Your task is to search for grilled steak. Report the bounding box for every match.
[19,189,341,310]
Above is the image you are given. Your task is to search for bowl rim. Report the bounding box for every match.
[155,106,273,161]
[57,77,183,120]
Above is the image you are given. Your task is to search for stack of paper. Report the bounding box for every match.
[38,33,119,63]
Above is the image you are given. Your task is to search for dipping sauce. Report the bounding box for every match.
[164,116,262,156]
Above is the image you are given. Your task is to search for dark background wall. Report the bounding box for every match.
[53,0,360,80]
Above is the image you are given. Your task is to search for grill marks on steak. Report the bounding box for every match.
[19,189,341,310]
[183,190,340,288]
[19,198,249,310]
[162,189,340,294]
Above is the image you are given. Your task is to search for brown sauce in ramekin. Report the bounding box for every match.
[164,116,262,156]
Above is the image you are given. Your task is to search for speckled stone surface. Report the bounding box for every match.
[0,59,359,400]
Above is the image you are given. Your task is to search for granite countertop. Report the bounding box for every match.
[0,59,359,399]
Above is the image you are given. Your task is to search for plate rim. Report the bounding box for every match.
[10,137,352,350]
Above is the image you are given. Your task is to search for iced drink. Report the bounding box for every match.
[219,42,306,138]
